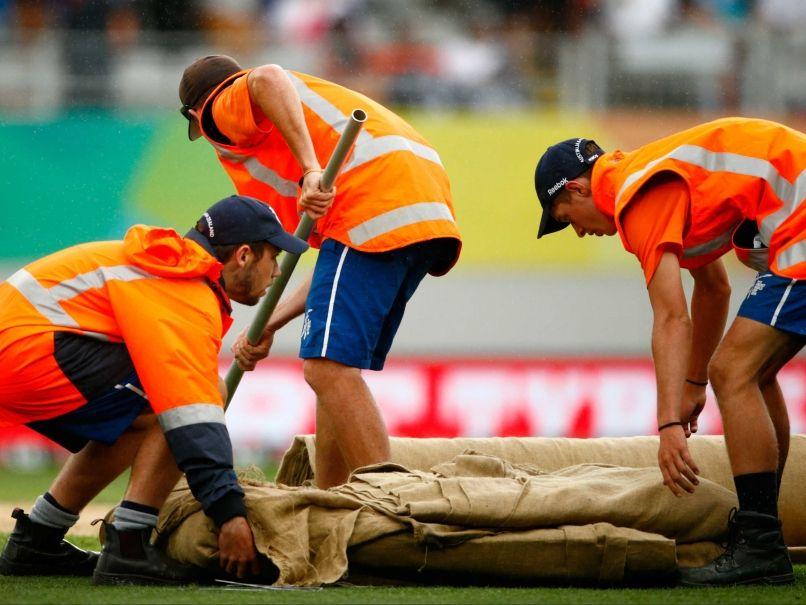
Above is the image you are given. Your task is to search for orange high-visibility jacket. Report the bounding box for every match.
[199,69,461,272]
[0,226,232,427]
[592,117,805,278]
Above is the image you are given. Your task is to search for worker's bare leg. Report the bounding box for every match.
[756,341,802,478]
[121,420,181,509]
[312,399,351,489]
[304,358,390,489]
[709,318,802,477]
[48,413,160,513]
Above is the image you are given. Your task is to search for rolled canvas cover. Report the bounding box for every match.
[277,434,806,545]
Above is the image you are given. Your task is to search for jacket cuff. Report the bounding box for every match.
[206,491,247,527]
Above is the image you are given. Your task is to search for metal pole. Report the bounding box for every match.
[224,109,367,408]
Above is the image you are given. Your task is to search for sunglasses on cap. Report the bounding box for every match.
[179,98,204,141]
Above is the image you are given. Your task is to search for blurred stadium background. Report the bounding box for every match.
[1,0,805,467]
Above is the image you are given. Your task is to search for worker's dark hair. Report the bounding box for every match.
[211,241,274,263]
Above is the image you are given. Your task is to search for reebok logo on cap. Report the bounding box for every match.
[547,178,569,197]
[534,137,605,239]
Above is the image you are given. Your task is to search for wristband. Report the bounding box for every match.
[658,421,683,432]
[686,378,708,387]
[298,168,322,187]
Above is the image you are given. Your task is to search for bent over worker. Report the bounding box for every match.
[533,117,804,587]
[0,195,308,584]
[178,56,462,489]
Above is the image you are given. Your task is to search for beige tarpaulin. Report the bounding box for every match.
[155,451,737,586]
[277,434,806,545]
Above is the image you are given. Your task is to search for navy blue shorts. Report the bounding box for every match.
[737,272,806,337]
[300,238,456,370]
[26,371,149,453]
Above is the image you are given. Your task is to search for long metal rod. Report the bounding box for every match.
[224,109,367,408]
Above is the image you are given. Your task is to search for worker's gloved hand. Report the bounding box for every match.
[217,516,261,579]
[298,170,335,220]
[657,426,700,497]
[680,381,707,437]
[232,328,274,371]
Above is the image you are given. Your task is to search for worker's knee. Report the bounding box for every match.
[303,358,359,392]
[708,354,738,402]
[708,347,760,410]
[128,409,158,432]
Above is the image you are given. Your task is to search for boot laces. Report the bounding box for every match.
[714,508,744,571]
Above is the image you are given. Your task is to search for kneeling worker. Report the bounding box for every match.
[0,195,308,584]
[533,117,804,586]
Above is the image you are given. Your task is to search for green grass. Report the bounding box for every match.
[0,463,278,505]
[0,466,132,504]
[1,534,804,604]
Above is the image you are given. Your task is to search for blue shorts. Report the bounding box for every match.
[300,238,456,370]
[737,272,806,337]
[26,371,149,453]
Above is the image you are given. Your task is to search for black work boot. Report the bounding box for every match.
[92,524,201,586]
[679,509,794,587]
[0,508,98,576]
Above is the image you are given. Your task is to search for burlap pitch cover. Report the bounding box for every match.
[156,449,740,586]
[278,434,806,545]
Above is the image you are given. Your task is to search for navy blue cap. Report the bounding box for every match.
[534,138,604,238]
[186,195,309,257]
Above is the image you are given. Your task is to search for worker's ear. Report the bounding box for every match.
[234,244,252,267]
[565,179,590,197]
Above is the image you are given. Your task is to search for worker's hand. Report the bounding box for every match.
[658,425,700,497]
[218,516,261,579]
[298,170,335,220]
[232,328,274,371]
[680,381,707,437]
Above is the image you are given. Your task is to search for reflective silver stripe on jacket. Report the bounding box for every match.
[8,269,80,328]
[50,265,152,299]
[287,73,373,147]
[682,229,734,259]
[760,176,806,244]
[159,403,226,432]
[287,72,443,171]
[7,265,152,338]
[347,202,455,247]
[617,144,805,249]
[343,135,443,172]
[214,145,299,198]
[777,241,806,271]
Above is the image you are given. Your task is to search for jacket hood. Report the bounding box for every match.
[123,225,223,280]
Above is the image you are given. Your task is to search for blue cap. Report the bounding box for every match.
[186,195,309,256]
[534,138,604,238]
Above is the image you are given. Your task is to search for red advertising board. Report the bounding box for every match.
[215,357,806,452]
[3,358,806,460]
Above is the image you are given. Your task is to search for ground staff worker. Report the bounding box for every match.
[178,56,462,489]
[0,195,308,584]
[534,117,804,587]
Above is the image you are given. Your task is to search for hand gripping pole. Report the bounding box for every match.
[224,109,367,408]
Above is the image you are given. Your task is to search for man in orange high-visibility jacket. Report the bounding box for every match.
[178,55,462,489]
[0,195,308,585]
[533,117,805,587]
